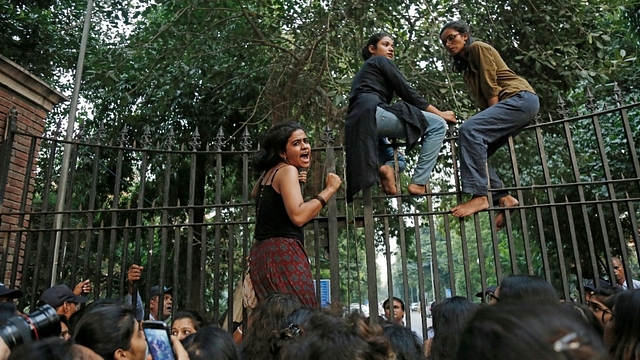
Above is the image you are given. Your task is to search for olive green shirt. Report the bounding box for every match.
[464,41,535,110]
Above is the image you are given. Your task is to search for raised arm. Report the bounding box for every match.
[274,165,341,227]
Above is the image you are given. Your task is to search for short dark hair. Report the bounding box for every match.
[362,32,392,61]
[174,310,207,331]
[608,289,640,359]
[8,337,80,360]
[431,296,477,360]
[381,323,425,360]
[498,275,559,305]
[382,297,405,311]
[439,21,475,73]
[186,325,240,360]
[72,306,137,359]
[252,123,305,171]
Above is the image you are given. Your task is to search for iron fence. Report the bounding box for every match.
[0,86,639,336]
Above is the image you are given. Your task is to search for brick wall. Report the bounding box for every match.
[0,55,67,287]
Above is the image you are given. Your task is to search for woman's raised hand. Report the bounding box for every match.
[440,110,457,124]
[326,173,342,192]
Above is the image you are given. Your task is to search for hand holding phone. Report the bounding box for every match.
[143,321,176,360]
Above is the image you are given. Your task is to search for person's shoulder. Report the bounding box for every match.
[469,40,495,52]
[367,55,394,67]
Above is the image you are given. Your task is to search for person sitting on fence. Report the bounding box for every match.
[39,284,88,320]
[124,263,173,323]
[439,21,539,230]
[0,283,23,303]
[171,310,207,341]
[611,256,640,290]
[345,32,455,200]
[378,138,407,195]
[382,297,405,326]
[250,122,341,307]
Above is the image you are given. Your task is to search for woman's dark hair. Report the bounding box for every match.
[607,289,640,360]
[497,275,559,305]
[8,337,82,360]
[186,325,240,360]
[457,303,607,360]
[174,310,207,331]
[591,286,621,309]
[381,323,425,360]
[68,298,122,337]
[72,306,137,360]
[439,21,475,73]
[253,122,305,171]
[241,293,303,360]
[430,296,477,360]
[362,32,392,61]
[561,302,603,339]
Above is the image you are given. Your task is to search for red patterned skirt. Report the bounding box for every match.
[249,237,317,308]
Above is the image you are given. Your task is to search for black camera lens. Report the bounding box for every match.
[0,304,60,349]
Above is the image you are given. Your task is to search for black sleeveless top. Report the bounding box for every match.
[253,169,304,242]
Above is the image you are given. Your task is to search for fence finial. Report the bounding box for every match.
[118,124,130,147]
[164,127,176,150]
[189,127,201,151]
[240,127,252,151]
[585,87,596,113]
[213,127,227,151]
[557,94,569,119]
[97,122,106,145]
[613,82,623,107]
[321,124,335,147]
[141,126,152,149]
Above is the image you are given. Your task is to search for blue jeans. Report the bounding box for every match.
[376,107,447,185]
[458,91,539,200]
[378,138,407,173]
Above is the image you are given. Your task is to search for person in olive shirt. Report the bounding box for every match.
[439,21,539,230]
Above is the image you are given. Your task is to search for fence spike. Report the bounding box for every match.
[585,87,596,113]
[141,126,152,149]
[240,127,253,151]
[118,124,130,147]
[557,94,569,119]
[213,127,227,151]
[321,124,335,147]
[189,126,201,151]
[613,82,623,107]
[97,122,106,145]
[164,128,176,150]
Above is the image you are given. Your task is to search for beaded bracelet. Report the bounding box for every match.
[314,195,327,207]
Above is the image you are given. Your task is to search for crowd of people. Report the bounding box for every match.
[0,21,638,360]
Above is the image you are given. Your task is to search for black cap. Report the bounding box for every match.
[583,278,614,292]
[40,285,88,308]
[150,285,172,297]
[475,285,498,298]
[0,282,23,299]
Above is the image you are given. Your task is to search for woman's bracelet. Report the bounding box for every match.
[314,195,327,207]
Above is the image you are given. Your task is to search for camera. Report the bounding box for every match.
[0,304,60,349]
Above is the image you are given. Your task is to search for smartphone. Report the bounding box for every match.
[143,321,176,360]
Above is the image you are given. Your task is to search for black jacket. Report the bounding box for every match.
[345,56,431,202]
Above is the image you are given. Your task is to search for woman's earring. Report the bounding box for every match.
[282,155,288,163]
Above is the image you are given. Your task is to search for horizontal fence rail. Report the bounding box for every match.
[0,86,638,337]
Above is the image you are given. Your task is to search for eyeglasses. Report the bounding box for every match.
[585,300,612,324]
[485,292,499,303]
[442,33,461,46]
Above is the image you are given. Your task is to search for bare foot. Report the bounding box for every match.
[495,195,519,230]
[379,165,397,195]
[450,196,489,217]
[408,183,427,195]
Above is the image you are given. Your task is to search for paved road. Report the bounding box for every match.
[408,310,432,339]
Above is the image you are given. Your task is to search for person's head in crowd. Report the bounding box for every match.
[171,310,207,341]
[0,302,18,326]
[59,315,71,341]
[561,302,603,339]
[382,297,405,325]
[185,325,240,360]
[583,278,615,302]
[0,283,23,303]
[73,306,148,360]
[40,285,88,319]
[474,285,498,305]
[68,299,122,338]
[277,311,391,360]
[495,275,559,304]
[380,322,425,360]
[457,303,607,360]
[604,289,640,360]
[241,293,303,360]
[149,285,172,320]
[611,257,638,289]
[430,296,477,360]
[587,287,621,330]
[8,337,102,360]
